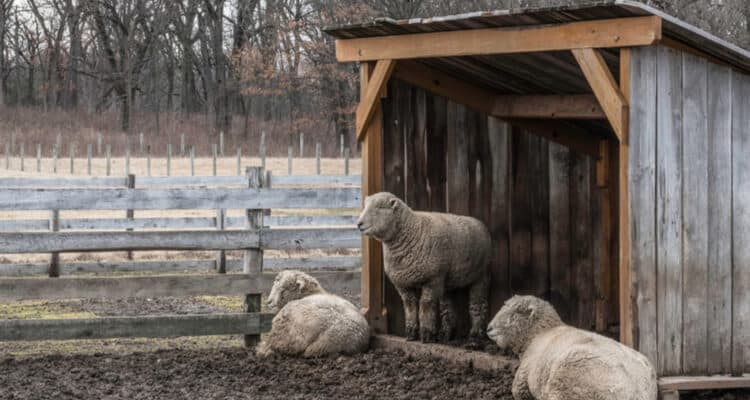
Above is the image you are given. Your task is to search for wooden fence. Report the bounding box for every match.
[0,169,362,343]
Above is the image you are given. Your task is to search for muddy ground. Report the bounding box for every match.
[0,296,748,399]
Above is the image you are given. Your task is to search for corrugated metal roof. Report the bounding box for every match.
[325,1,749,73]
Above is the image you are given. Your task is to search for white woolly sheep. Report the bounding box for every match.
[357,192,491,342]
[487,295,657,400]
[257,270,370,358]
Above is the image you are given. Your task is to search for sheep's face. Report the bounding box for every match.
[357,192,404,242]
[266,271,321,312]
[487,295,556,354]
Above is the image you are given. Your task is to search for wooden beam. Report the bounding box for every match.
[360,63,387,333]
[659,375,750,391]
[393,61,601,157]
[572,48,629,141]
[595,140,612,333]
[356,59,395,141]
[618,48,633,347]
[394,61,605,119]
[337,16,662,62]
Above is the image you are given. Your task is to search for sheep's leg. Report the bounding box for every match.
[468,275,489,341]
[439,295,456,343]
[511,364,534,400]
[419,280,443,343]
[397,286,420,341]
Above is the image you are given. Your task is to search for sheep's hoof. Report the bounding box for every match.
[420,329,437,343]
[405,326,419,341]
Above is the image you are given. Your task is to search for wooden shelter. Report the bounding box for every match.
[326,0,750,386]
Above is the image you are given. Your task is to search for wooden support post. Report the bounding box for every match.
[125,145,130,175]
[86,144,92,176]
[19,142,24,172]
[212,144,217,176]
[216,208,226,273]
[53,145,58,174]
[139,132,144,154]
[146,145,151,176]
[595,140,613,333]
[356,59,396,140]
[260,132,266,170]
[48,210,60,278]
[190,146,195,176]
[316,142,321,174]
[287,146,293,174]
[299,132,304,157]
[105,144,111,176]
[340,134,345,158]
[180,133,185,157]
[243,166,264,347]
[618,48,633,347]
[344,148,350,175]
[126,174,136,260]
[219,131,224,156]
[360,62,387,333]
[97,132,102,156]
[36,144,41,173]
[236,146,242,176]
[167,144,172,176]
[68,143,73,174]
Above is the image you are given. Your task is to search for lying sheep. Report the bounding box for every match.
[357,192,491,342]
[257,270,370,358]
[487,295,657,400]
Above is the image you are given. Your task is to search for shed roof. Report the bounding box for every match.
[325,0,749,73]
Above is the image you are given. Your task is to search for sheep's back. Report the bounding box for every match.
[523,326,657,400]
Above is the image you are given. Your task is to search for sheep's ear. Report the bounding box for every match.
[296,278,307,291]
[389,198,399,209]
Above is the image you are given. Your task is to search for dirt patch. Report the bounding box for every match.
[0,348,513,400]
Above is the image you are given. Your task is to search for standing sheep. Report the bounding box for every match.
[357,192,491,343]
[257,270,370,357]
[487,295,657,400]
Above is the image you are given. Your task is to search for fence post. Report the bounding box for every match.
[146,145,151,176]
[69,143,74,174]
[139,132,144,155]
[219,131,224,156]
[105,144,111,176]
[19,142,24,172]
[53,145,58,174]
[236,146,242,176]
[126,174,136,260]
[259,132,266,170]
[190,146,195,176]
[180,133,185,157]
[167,143,172,176]
[10,131,15,153]
[216,208,226,273]
[97,132,102,156]
[56,132,61,152]
[299,132,304,157]
[36,144,41,173]
[287,146,293,174]
[315,142,321,174]
[244,166,264,347]
[212,144,217,176]
[87,144,92,176]
[340,133,344,158]
[344,148,350,175]
[48,210,60,277]
[4,143,8,169]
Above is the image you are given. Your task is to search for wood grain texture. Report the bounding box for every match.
[680,52,709,374]
[548,143,572,321]
[0,313,274,341]
[628,45,658,364]
[656,44,683,376]
[336,16,661,62]
[706,62,733,375]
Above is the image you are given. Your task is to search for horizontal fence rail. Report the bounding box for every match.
[0,188,361,210]
[0,228,359,253]
[0,313,275,341]
[0,175,361,188]
[0,271,361,301]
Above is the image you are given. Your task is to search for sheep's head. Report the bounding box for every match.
[487,295,563,355]
[266,270,325,312]
[357,192,409,242]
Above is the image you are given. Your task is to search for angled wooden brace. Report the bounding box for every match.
[356,59,396,141]
[572,48,629,142]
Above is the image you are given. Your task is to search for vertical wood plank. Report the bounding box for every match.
[510,130,533,295]
[48,210,60,278]
[571,154,593,330]
[382,80,405,335]
[548,142,572,321]
[593,141,609,332]
[618,48,632,347]
[487,117,511,314]
[530,135,550,299]
[656,45,683,376]
[681,52,709,374]
[732,69,750,375]
[706,62,733,375]
[244,293,261,347]
[216,208,227,273]
[126,174,135,261]
[629,45,658,364]
[243,166,264,276]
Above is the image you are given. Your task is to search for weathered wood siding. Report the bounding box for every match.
[629,44,750,376]
[381,80,606,335]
